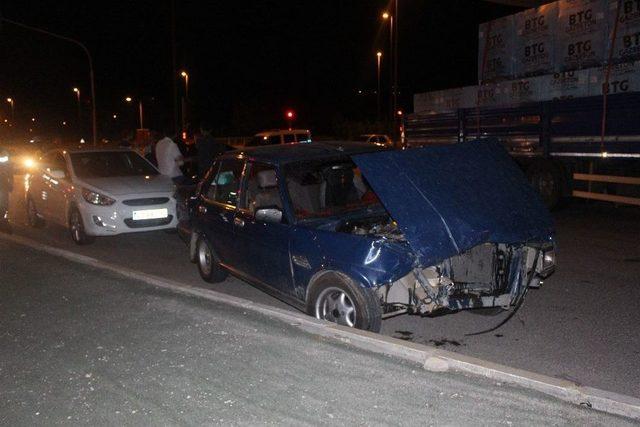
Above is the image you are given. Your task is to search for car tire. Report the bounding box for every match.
[196,235,228,283]
[26,196,45,228]
[69,207,95,245]
[307,273,382,332]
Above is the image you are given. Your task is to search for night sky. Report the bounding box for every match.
[0,1,519,138]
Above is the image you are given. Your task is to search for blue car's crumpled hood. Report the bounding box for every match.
[352,139,554,267]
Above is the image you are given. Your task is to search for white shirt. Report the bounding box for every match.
[155,137,183,178]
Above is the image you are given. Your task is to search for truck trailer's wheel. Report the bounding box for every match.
[527,163,562,209]
[307,273,382,332]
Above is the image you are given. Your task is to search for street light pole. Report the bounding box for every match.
[180,71,189,98]
[180,71,189,134]
[382,11,394,122]
[6,98,14,121]
[125,96,143,129]
[73,87,81,124]
[376,52,382,122]
[2,17,98,146]
[393,0,399,120]
[138,100,144,129]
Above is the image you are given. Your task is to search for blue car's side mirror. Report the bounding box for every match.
[255,207,282,224]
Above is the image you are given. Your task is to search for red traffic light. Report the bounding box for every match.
[285,110,295,119]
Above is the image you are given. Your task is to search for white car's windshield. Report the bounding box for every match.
[285,159,382,220]
[70,151,158,178]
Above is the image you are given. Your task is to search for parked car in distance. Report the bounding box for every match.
[25,148,178,244]
[247,129,312,147]
[183,140,555,332]
[354,134,392,147]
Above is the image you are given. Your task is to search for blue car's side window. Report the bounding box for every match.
[203,159,244,207]
[242,162,283,216]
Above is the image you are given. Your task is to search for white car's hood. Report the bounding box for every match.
[79,174,174,196]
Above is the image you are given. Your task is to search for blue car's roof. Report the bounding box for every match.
[222,141,381,165]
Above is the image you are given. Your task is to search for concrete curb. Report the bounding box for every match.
[2,232,639,420]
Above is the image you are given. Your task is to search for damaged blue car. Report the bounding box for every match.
[182,140,555,332]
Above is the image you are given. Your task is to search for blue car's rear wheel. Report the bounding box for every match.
[196,235,228,283]
[308,273,382,332]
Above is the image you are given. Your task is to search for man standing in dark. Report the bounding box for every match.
[196,120,231,178]
[0,146,14,232]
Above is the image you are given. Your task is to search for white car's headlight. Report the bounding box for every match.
[82,188,116,206]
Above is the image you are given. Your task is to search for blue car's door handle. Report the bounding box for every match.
[234,217,245,227]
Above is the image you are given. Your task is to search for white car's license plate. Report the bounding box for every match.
[132,208,168,220]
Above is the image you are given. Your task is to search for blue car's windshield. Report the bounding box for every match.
[284,159,383,221]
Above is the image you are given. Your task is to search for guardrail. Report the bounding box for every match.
[572,173,640,206]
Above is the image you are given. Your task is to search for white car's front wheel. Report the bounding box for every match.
[69,207,95,245]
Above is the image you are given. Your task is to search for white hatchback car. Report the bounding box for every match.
[25,148,178,244]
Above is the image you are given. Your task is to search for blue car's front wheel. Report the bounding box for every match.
[308,273,382,332]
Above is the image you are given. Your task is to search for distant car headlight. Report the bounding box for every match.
[23,157,36,169]
[82,188,116,206]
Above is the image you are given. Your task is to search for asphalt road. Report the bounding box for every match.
[1,240,634,425]
[5,176,640,399]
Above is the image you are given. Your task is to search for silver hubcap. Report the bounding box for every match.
[198,240,212,276]
[314,287,356,327]
[70,212,82,241]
